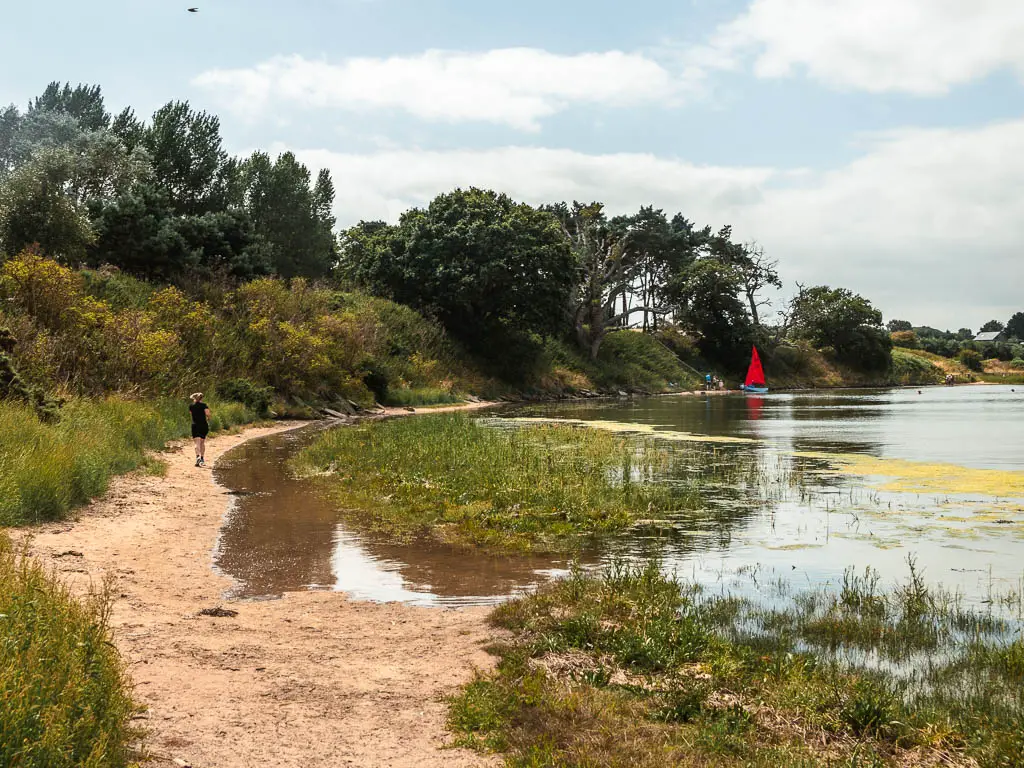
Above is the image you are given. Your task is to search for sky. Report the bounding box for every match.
[2,0,1023,331]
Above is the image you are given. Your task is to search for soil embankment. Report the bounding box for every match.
[23,421,498,768]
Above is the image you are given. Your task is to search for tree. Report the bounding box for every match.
[666,257,754,366]
[142,101,227,215]
[788,285,891,371]
[607,207,698,332]
[88,183,272,281]
[0,147,95,260]
[887,319,913,332]
[28,82,110,132]
[1006,312,1024,341]
[343,188,575,362]
[980,319,1005,333]
[734,242,780,328]
[238,151,337,278]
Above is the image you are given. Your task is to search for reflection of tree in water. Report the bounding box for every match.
[603,440,853,560]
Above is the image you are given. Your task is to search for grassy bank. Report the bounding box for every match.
[291,413,700,552]
[0,535,137,767]
[0,397,258,526]
[450,562,1023,767]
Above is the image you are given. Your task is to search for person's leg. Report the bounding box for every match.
[199,437,206,461]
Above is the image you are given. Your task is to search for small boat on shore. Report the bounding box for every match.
[740,345,769,394]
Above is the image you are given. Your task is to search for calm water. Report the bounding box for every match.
[214,386,1024,606]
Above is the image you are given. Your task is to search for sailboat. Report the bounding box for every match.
[740,345,769,394]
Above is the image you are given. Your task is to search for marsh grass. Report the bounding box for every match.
[450,561,1024,767]
[292,413,702,551]
[0,397,259,525]
[382,387,462,407]
[0,535,137,767]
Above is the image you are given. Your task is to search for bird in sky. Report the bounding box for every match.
[187,7,199,11]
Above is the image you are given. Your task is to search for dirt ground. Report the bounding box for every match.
[23,421,499,768]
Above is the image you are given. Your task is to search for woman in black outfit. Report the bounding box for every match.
[189,393,211,467]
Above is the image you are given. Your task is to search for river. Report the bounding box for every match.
[213,386,1024,608]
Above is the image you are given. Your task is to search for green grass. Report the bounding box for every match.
[382,387,462,407]
[450,561,1024,767]
[0,397,259,525]
[890,348,944,386]
[542,331,704,394]
[291,413,698,551]
[0,535,137,767]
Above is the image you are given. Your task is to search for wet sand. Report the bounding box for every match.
[22,421,499,768]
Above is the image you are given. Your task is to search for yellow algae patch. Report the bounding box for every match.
[504,417,759,445]
[794,451,1024,498]
[763,543,824,551]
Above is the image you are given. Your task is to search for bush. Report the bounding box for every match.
[1010,358,1024,370]
[215,378,274,415]
[890,330,920,349]
[0,535,136,767]
[891,349,942,385]
[958,349,984,372]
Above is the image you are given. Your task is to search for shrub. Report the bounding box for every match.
[958,349,984,372]
[890,330,920,349]
[215,378,274,415]
[0,535,136,767]
[1010,358,1024,370]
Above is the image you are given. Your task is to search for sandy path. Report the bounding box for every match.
[23,422,499,768]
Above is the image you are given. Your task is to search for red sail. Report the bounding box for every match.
[744,346,766,387]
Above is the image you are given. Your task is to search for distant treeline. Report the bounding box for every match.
[7,80,1009,387]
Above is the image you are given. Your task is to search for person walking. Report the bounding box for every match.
[189,393,211,467]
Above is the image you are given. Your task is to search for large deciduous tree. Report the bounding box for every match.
[341,188,575,362]
[788,285,891,370]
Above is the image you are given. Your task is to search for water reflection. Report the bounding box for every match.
[213,387,1024,608]
[214,427,583,604]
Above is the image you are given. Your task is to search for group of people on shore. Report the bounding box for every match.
[704,373,725,391]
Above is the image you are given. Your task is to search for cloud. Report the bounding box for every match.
[195,49,684,131]
[287,119,1024,329]
[699,0,1024,93]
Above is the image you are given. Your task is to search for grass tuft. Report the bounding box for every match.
[451,561,1024,767]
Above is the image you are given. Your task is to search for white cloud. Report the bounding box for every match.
[287,119,1024,329]
[195,49,683,131]
[700,0,1024,93]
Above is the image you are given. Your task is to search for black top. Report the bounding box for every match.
[189,401,209,429]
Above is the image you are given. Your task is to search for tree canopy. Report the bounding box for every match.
[339,188,575,366]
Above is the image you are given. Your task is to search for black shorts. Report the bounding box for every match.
[191,425,209,439]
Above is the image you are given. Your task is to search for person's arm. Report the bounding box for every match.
[205,407,211,419]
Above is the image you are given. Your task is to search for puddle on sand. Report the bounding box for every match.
[213,426,582,605]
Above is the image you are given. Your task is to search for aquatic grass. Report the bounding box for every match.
[452,561,1024,767]
[292,413,700,551]
[0,535,137,767]
[0,397,260,525]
